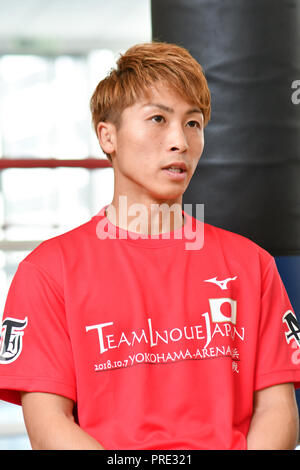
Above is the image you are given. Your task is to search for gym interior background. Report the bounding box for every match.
[0,0,151,449]
[0,0,299,450]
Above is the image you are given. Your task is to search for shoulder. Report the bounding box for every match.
[203,222,274,271]
[19,217,96,284]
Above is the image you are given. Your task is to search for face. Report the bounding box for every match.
[98,83,205,205]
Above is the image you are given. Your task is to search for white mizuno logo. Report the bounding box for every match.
[204,276,237,290]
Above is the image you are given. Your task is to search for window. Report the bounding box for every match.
[0,0,151,447]
[0,49,116,449]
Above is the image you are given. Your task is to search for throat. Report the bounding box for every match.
[105,201,184,235]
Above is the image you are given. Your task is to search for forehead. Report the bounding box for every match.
[132,83,202,114]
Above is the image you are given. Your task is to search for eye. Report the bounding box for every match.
[151,115,165,123]
[187,120,201,129]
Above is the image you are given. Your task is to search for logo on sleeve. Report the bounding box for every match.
[0,317,28,364]
[282,310,300,348]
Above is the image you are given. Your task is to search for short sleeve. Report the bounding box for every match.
[254,256,300,391]
[0,260,76,405]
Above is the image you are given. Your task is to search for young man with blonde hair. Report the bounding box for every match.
[0,42,299,450]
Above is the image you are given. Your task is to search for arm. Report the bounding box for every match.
[21,392,105,450]
[247,382,299,450]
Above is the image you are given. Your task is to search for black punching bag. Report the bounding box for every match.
[151,0,300,255]
[151,0,300,406]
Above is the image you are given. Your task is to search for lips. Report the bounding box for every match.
[162,162,187,182]
[162,161,187,172]
[165,168,184,173]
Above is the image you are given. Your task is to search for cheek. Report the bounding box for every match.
[193,133,204,155]
[190,137,204,169]
[116,135,154,176]
[122,130,161,163]
[189,134,203,149]
[119,127,150,153]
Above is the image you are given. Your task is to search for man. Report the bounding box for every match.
[0,42,299,450]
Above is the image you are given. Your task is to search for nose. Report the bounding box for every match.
[168,124,188,153]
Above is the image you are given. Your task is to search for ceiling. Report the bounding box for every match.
[0,0,152,55]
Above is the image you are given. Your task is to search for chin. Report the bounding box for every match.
[149,188,184,203]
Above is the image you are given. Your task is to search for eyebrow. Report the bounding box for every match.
[142,103,203,116]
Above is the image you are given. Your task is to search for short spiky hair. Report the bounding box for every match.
[90,41,211,162]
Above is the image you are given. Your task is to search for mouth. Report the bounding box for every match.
[162,162,188,173]
[161,163,188,181]
[164,167,185,174]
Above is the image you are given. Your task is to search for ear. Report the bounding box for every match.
[96,121,117,155]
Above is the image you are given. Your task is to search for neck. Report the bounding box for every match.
[105,196,184,235]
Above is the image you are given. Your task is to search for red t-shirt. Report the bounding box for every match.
[0,205,300,450]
